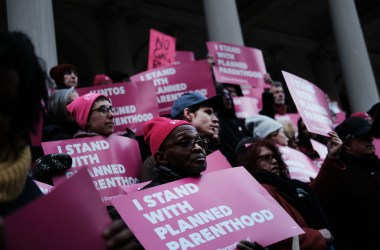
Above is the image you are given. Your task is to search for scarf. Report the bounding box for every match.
[0,146,31,202]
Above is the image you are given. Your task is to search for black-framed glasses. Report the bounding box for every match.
[165,138,208,151]
[90,105,117,116]
[256,154,277,163]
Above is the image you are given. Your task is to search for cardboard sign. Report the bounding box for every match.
[242,86,264,110]
[207,42,267,87]
[310,139,328,160]
[233,96,259,119]
[75,82,159,136]
[34,180,54,194]
[131,60,216,116]
[112,167,304,249]
[5,169,112,250]
[175,51,195,64]
[279,146,319,183]
[204,150,232,173]
[42,134,140,205]
[148,29,176,70]
[282,71,333,137]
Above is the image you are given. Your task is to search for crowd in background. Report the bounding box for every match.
[1,30,380,250]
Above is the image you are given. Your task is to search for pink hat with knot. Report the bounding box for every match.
[93,74,113,86]
[67,93,107,129]
[143,117,191,154]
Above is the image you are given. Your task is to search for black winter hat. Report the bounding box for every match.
[335,117,371,142]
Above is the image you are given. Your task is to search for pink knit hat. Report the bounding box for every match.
[143,117,191,154]
[93,74,113,86]
[67,93,108,129]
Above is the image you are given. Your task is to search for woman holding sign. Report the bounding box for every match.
[238,132,344,250]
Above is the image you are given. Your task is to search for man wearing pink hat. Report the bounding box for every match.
[142,117,208,188]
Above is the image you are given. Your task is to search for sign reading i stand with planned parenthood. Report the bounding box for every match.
[112,168,304,250]
[207,41,267,87]
[131,60,216,115]
[282,71,333,137]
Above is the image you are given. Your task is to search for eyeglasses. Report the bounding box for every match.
[256,154,277,163]
[165,138,209,151]
[90,106,117,116]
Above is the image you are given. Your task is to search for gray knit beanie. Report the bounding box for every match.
[245,115,283,139]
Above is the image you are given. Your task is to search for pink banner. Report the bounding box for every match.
[42,134,140,205]
[75,82,159,136]
[131,60,216,115]
[282,71,333,137]
[207,41,267,87]
[279,146,319,183]
[5,169,112,250]
[112,167,304,249]
[242,86,264,110]
[174,51,195,64]
[233,96,259,119]
[34,180,54,194]
[148,29,176,70]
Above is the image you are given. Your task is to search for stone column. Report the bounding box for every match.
[6,0,58,72]
[203,0,244,45]
[329,0,379,112]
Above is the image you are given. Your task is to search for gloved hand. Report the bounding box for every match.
[33,153,72,184]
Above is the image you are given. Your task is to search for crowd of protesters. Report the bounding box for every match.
[1,30,380,250]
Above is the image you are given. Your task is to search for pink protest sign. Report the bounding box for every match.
[242,86,264,110]
[334,112,346,127]
[275,113,301,129]
[204,150,232,173]
[233,96,259,119]
[112,167,303,249]
[310,139,328,160]
[131,60,216,115]
[34,180,54,194]
[148,29,176,70]
[75,82,159,136]
[174,51,195,64]
[121,181,150,194]
[279,146,319,183]
[207,41,267,88]
[282,71,333,137]
[42,134,140,205]
[5,169,112,250]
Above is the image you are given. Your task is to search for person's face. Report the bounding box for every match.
[63,69,78,88]
[158,125,207,177]
[87,99,115,136]
[0,69,19,144]
[270,86,285,105]
[345,135,376,157]
[255,146,280,176]
[190,106,219,138]
[270,128,289,146]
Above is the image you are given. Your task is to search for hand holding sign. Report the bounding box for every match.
[326,131,342,160]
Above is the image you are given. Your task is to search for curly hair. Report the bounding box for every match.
[0,31,48,155]
[237,139,290,179]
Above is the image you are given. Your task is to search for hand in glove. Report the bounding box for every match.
[33,153,72,184]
